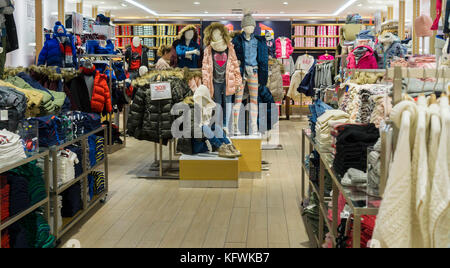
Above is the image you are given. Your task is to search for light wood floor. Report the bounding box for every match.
[60,119,310,248]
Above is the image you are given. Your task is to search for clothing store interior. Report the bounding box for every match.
[0,0,448,250]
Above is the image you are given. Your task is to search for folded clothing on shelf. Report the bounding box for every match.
[61,182,82,218]
[6,175,30,216]
[1,176,10,221]
[0,129,27,169]
[315,110,350,153]
[333,124,379,177]
[308,99,333,137]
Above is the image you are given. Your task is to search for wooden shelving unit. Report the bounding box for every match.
[114,23,202,64]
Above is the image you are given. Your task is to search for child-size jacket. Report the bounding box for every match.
[38,22,78,68]
[91,71,112,113]
[202,43,243,97]
[232,33,269,87]
[346,45,378,70]
[275,37,294,59]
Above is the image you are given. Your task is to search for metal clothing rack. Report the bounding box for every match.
[79,54,129,154]
[0,150,50,249]
[49,126,108,241]
[135,139,179,179]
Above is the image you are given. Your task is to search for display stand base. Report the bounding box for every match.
[230,134,262,173]
[179,153,239,188]
[134,160,180,179]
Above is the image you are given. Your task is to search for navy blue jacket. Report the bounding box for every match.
[232,33,269,87]
[297,60,316,97]
[176,40,201,68]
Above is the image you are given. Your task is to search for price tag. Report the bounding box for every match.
[150,82,172,101]
[0,110,8,121]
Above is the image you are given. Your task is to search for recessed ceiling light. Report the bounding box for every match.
[357,3,363,6]
[193,1,200,5]
[204,11,208,14]
[283,2,288,5]
[266,17,270,19]
[121,3,128,7]
[280,11,285,14]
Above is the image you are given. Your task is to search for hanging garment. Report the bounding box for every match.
[429,97,450,248]
[275,37,294,59]
[372,101,418,248]
[295,54,315,72]
[411,96,429,248]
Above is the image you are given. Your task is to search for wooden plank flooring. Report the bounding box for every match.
[60,119,310,248]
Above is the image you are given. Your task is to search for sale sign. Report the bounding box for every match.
[150,82,172,100]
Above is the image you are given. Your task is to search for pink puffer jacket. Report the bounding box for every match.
[276,37,294,59]
[202,43,243,96]
[346,45,379,70]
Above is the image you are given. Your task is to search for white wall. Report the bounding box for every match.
[5,0,36,67]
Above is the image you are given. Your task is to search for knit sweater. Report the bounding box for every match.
[429,97,450,248]
[372,101,418,248]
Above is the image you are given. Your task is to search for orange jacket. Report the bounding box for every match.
[91,71,112,113]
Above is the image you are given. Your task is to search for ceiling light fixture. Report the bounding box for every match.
[121,3,127,7]
[124,0,158,16]
[283,2,289,5]
[193,1,200,5]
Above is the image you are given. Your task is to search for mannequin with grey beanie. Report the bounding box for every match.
[232,13,269,135]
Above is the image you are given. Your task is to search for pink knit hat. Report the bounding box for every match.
[415,15,433,37]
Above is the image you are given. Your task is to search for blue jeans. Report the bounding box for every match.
[213,82,233,127]
[203,124,230,149]
[192,124,231,154]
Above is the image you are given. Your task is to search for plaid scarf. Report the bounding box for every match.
[57,37,73,68]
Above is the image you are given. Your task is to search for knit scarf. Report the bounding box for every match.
[210,39,227,52]
[57,36,73,68]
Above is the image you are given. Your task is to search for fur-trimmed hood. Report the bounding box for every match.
[131,69,185,87]
[177,25,199,43]
[203,22,231,47]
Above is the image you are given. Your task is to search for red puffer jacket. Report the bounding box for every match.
[91,71,112,113]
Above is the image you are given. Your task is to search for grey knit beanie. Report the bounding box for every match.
[242,13,256,28]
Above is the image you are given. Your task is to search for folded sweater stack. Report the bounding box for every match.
[333,124,380,177]
[367,138,382,197]
[0,129,27,170]
[315,110,350,154]
[1,176,9,221]
[369,95,392,128]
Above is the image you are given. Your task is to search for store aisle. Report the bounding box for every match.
[60,119,310,248]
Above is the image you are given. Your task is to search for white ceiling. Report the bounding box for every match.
[78,0,397,19]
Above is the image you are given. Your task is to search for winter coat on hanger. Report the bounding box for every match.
[372,101,418,248]
[346,45,378,70]
[91,71,112,114]
[125,44,149,71]
[38,22,78,69]
[267,60,284,102]
[67,68,95,113]
[127,76,192,144]
[232,32,269,87]
[275,37,294,59]
[297,60,317,97]
[202,43,243,97]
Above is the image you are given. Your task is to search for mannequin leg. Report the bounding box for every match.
[233,88,244,135]
[213,82,226,126]
[247,68,259,134]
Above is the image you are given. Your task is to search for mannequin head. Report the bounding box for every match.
[132,37,142,48]
[241,12,256,35]
[184,30,195,41]
[203,23,231,46]
[139,66,148,76]
[243,26,255,37]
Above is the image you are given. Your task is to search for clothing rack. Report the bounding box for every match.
[49,126,108,241]
[79,54,129,154]
[0,151,50,249]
